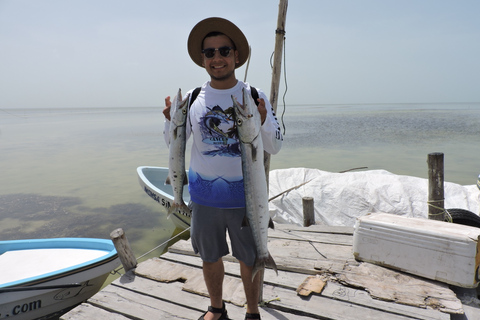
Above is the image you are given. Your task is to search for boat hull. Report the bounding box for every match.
[137,166,191,229]
[0,238,120,320]
[0,273,110,320]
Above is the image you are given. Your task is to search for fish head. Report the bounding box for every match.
[171,88,190,127]
[231,88,261,142]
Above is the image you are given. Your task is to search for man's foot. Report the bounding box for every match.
[245,313,261,319]
[198,302,228,320]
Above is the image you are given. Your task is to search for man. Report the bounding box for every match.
[163,17,283,320]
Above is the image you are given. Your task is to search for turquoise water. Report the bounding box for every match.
[0,103,479,259]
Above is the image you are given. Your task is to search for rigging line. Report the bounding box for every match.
[280,35,287,135]
[276,228,327,259]
[244,45,252,82]
[136,226,191,261]
[269,37,287,135]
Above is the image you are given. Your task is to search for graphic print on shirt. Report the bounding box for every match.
[199,105,240,157]
[187,103,246,207]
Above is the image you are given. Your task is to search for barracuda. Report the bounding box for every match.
[166,88,191,219]
[232,88,277,280]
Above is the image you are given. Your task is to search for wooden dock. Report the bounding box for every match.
[61,224,480,319]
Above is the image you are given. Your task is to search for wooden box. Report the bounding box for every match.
[353,213,480,288]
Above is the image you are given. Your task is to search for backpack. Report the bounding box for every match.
[188,86,260,108]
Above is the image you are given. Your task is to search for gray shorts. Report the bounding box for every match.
[190,202,256,266]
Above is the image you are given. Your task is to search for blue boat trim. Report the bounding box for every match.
[0,238,118,289]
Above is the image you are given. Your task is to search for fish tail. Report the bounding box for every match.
[251,251,278,281]
[266,251,278,275]
[268,217,275,229]
[167,201,191,219]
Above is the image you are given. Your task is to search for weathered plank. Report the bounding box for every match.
[275,224,354,235]
[87,284,200,319]
[135,258,203,282]
[165,236,462,314]
[135,256,286,307]
[168,238,353,275]
[62,224,476,320]
[314,257,356,274]
[322,281,450,320]
[268,228,353,246]
[263,283,425,320]
[134,254,451,320]
[60,303,130,320]
[113,272,314,320]
[159,252,312,291]
[337,262,463,314]
[134,259,426,320]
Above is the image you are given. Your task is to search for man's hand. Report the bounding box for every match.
[257,98,267,125]
[163,96,171,121]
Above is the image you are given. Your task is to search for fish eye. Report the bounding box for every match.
[182,109,187,115]
[236,119,243,126]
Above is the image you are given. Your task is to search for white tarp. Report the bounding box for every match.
[268,168,480,227]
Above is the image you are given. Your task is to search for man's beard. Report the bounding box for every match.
[209,69,235,82]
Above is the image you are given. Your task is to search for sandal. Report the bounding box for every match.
[245,313,261,319]
[198,302,228,320]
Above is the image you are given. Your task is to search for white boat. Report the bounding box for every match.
[137,166,191,229]
[0,238,120,320]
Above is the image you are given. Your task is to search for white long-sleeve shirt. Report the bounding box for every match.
[164,81,283,208]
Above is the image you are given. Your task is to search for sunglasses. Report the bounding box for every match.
[201,46,234,59]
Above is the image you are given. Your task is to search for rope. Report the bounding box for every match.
[136,227,191,261]
[444,209,453,223]
[426,199,453,222]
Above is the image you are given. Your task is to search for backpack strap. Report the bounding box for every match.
[189,87,201,108]
[250,86,260,106]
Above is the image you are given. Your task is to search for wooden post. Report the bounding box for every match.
[264,0,288,183]
[110,228,137,272]
[260,1,288,304]
[427,153,445,221]
[303,197,315,227]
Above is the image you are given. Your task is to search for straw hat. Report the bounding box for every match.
[187,17,249,69]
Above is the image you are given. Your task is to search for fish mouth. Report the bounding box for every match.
[178,93,190,109]
[232,99,249,120]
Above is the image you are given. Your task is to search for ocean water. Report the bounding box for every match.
[1,103,479,263]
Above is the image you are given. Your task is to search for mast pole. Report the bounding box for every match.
[265,0,288,181]
[260,0,288,304]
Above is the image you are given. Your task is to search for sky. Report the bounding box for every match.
[0,0,479,109]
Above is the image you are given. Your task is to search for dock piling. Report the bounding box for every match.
[427,152,445,221]
[303,197,315,227]
[110,228,137,272]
